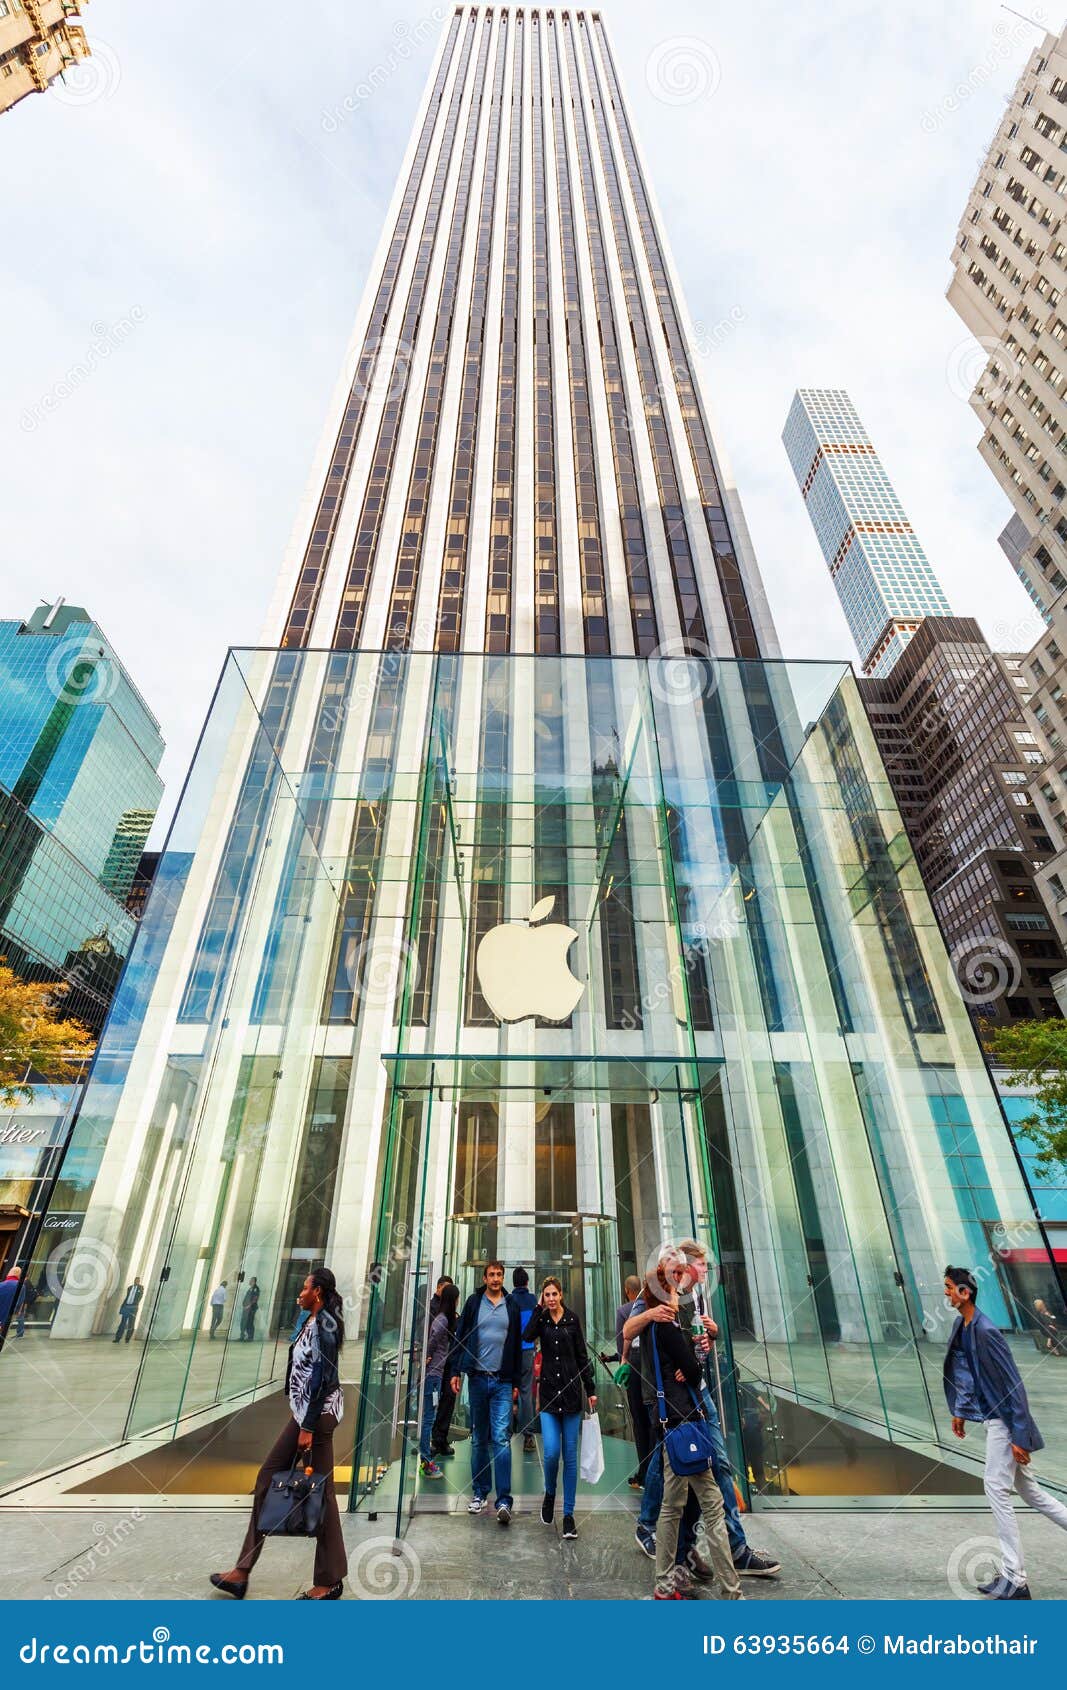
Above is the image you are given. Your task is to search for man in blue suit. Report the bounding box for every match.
[943,1265,1067,1599]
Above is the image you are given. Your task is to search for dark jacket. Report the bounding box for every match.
[426,1311,453,1380]
[943,1308,1044,1452]
[640,1318,705,1430]
[522,1304,595,1416]
[0,1274,20,1332]
[449,1288,524,1386]
[511,1286,538,1349]
[284,1310,342,1432]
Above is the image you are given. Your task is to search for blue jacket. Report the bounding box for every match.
[511,1286,538,1349]
[943,1308,1044,1452]
[0,1274,21,1332]
[449,1288,524,1386]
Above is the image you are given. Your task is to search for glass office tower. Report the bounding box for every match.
[3,8,1063,1520]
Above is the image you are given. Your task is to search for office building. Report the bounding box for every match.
[0,0,91,116]
[782,388,952,676]
[4,8,1062,1520]
[0,600,164,1032]
[860,617,1066,1023]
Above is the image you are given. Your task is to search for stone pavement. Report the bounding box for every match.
[6,1505,1067,1601]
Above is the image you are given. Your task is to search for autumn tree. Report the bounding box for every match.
[985,1017,1067,1177]
[0,961,95,1105]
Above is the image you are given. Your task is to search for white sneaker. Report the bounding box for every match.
[467,1496,488,1515]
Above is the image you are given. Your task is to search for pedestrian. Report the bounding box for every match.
[511,1266,539,1453]
[113,1278,144,1344]
[240,1277,260,1342]
[427,1277,458,1457]
[616,1273,650,1490]
[623,1242,779,1583]
[944,1265,1067,1599]
[521,1276,596,1540]
[449,1259,524,1525]
[210,1268,348,1600]
[15,1275,37,1338]
[1032,1298,1064,1355]
[638,1262,741,1602]
[0,1265,22,1339]
[420,1281,460,1479]
[208,1279,228,1339]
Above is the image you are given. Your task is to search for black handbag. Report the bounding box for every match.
[649,1325,716,1477]
[257,1461,328,1537]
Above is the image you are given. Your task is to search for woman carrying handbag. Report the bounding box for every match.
[210,1268,348,1601]
[641,1268,741,1602]
[521,1277,596,1540]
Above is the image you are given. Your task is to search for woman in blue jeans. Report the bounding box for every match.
[521,1278,596,1540]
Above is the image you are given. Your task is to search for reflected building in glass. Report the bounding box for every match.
[4,8,1064,1518]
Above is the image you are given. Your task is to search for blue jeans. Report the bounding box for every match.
[639,1386,745,1559]
[467,1373,514,1508]
[419,1374,441,1462]
[540,1409,581,1516]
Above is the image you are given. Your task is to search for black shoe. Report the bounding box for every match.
[541,1493,555,1525]
[431,1443,455,1459]
[523,1435,537,1454]
[628,1472,643,1490]
[562,1515,577,1540]
[982,1575,1031,1600]
[733,1546,781,1577]
[497,1504,512,1527]
[209,1574,247,1599]
[297,1582,343,1600]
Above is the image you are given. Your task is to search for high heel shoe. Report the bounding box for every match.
[209,1574,247,1599]
[297,1582,343,1600]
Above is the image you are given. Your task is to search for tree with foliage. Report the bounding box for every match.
[0,960,95,1105]
[985,1017,1067,1177]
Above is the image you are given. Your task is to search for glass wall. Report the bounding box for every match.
[1,650,1063,1511]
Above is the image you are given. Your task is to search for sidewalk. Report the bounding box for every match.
[6,1506,1067,1601]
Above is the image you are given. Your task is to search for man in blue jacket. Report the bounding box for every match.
[510,1267,539,1454]
[943,1265,1067,1599]
[449,1260,523,1525]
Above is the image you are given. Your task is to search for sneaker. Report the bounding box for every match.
[672,1564,694,1597]
[628,1472,643,1490]
[982,1575,1031,1600]
[653,1589,684,1600]
[635,1524,656,1559]
[562,1515,578,1540]
[497,1503,512,1527]
[523,1435,537,1454]
[540,1493,555,1526]
[418,1459,444,1479]
[467,1496,488,1515]
[732,1545,781,1577]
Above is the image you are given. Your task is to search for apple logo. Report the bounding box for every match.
[475,895,585,1023]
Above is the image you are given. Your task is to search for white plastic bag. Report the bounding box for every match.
[579,1411,605,1485]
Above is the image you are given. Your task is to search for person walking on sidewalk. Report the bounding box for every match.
[449,1260,523,1525]
[428,1277,458,1458]
[616,1274,649,1490]
[210,1268,348,1601]
[208,1280,228,1339]
[522,1277,596,1540]
[113,1278,143,1344]
[240,1278,260,1342]
[420,1281,459,1480]
[511,1266,539,1454]
[944,1264,1067,1600]
[640,1265,741,1602]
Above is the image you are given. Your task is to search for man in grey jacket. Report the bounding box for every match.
[943,1265,1067,1599]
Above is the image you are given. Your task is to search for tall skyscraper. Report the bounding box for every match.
[5,8,1063,1518]
[782,388,952,676]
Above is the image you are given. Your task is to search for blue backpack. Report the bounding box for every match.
[650,1323,716,1476]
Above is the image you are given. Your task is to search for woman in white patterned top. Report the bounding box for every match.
[210,1268,348,1601]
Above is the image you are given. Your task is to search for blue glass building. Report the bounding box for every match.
[783,389,953,676]
[0,600,164,1033]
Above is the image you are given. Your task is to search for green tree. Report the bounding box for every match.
[985,1018,1067,1177]
[0,960,95,1105]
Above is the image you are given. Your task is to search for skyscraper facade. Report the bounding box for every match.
[782,389,952,676]
[4,8,1063,1520]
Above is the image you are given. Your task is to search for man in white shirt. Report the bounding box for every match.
[209,1280,228,1339]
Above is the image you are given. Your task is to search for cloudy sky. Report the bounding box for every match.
[1,0,1054,837]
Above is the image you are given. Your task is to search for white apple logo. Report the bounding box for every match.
[475,895,585,1023]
